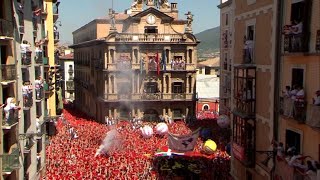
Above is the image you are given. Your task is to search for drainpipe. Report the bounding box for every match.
[272,0,284,179]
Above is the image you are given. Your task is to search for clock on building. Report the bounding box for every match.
[146,14,156,25]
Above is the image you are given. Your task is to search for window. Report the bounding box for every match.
[173,82,183,93]
[145,26,158,34]
[285,129,301,154]
[199,68,202,74]
[203,105,209,111]
[205,67,211,75]
[144,82,158,93]
[246,25,255,41]
[290,1,305,23]
[173,109,182,119]
[225,14,228,26]
[291,68,304,88]
[1,45,7,64]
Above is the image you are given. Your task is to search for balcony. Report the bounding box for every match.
[54,30,59,43]
[35,52,43,64]
[232,142,255,167]
[115,33,185,43]
[2,109,19,129]
[116,61,132,70]
[21,52,32,66]
[275,156,312,180]
[23,137,35,153]
[23,92,33,109]
[103,93,195,101]
[0,19,14,39]
[243,40,254,64]
[66,81,74,91]
[43,57,48,65]
[305,104,320,128]
[53,3,60,22]
[283,33,309,53]
[36,88,44,100]
[1,148,21,174]
[141,93,161,100]
[1,64,16,82]
[280,97,306,123]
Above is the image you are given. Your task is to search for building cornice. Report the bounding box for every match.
[217,0,232,9]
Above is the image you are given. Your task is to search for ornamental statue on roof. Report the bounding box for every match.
[131,0,170,10]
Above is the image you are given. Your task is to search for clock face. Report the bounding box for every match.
[146,14,156,25]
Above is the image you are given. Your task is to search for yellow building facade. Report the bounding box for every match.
[276,0,320,179]
[0,0,60,179]
[219,0,279,179]
[71,1,199,122]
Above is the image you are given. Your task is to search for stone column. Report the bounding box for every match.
[168,74,172,94]
[163,108,166,116]
[108,109,112,117]
[191,75,195,93]
[114,108,117,118]
[132,73,135,93]
[163,74,167,93]
[137,73,140,93]
[186,74,190,94]
[168,107,172,118]
[114,75,117,93]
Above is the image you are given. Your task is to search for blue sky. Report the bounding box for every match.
[58,0,220,44]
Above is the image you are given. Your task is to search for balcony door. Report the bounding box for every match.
[144,82,158,93]
[172,82,183,94]
[286,129,301,154]
[291,68,304,89]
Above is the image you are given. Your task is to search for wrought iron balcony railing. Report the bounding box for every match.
[0,19,14,38]
[1,148,21,174]
[283,33,309,53]
[280,97,306,123]
[36,88,44,100]
[35,52,43,64]
[115,33,185,43]
[1,64,16,81]
[23,92,33,108]
[22,52,32,66]
[306,104,320,128]
[2,109,19,128]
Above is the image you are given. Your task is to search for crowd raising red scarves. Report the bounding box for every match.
[45,105,231,179]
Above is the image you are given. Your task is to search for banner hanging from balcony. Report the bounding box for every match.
[168,128,200,152]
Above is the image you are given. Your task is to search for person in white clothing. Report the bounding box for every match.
[20,40,31,54]
[313,90,320,106]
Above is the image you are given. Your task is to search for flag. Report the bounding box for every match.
[161,50,166,72]
[156,52,160,75]
[168,128,200,152]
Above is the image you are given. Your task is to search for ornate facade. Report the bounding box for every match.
[71,0,199,122]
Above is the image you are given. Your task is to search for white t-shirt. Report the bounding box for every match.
[292,22,303,34]
[306,170,317,180]
[314,96,320,105]
[20,44,30,53]
[22,85,30,95]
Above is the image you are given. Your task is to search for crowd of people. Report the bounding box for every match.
[45,105,231,179]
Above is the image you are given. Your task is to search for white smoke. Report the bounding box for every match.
[94,129,120,157]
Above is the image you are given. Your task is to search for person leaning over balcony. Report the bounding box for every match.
[290,20,303,50]
[35,76,44,99]
[22,81,31,105]
[294,85,305,102]
[304,160,317,180]
[20,40,31,62]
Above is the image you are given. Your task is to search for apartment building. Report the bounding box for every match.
[0,0,60,179]
[276,0,320,179]
[219,0,280,179]
[71,0,199,122]
[218,0,233,119]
